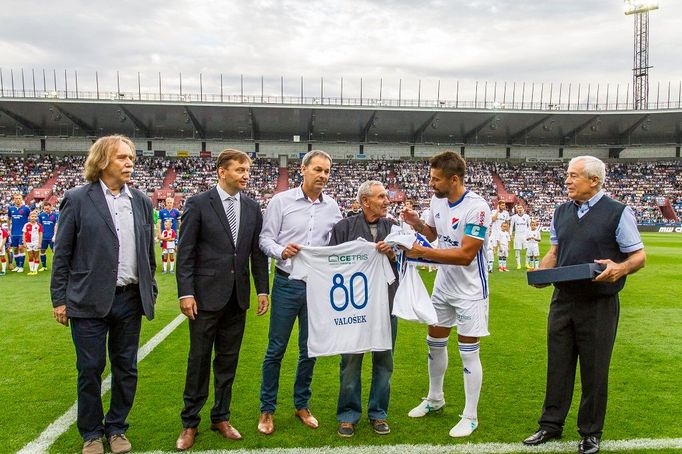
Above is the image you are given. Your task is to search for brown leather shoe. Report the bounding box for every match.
[82,438,104,454]
[210,421,242,440]
[295,408,319,429]
[108,434,132,454]
[175,427,198,451]
[257,412,274,435]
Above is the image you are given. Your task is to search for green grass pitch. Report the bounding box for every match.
[0,232,680,453]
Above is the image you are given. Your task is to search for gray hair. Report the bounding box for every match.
[302,150,332,167]
[357,180,385,205]
[570,155,606,189]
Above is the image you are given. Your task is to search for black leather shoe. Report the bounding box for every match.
[578,435,600,454]
[522,429,562,445]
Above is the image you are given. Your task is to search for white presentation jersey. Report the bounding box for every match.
[289,239,395,357]
[491,209,510,237]
[425,191,491,300]
[510,213,531,239]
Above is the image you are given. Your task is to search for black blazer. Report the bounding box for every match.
[176,187,269,311]
[50,182,158,319]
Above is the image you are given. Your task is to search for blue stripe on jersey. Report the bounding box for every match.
[476,249,488,299]
[447,190,470,208]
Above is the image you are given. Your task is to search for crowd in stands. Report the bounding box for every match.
[2,154,681,226]
[495,160,682,225]
[607,161,682,225]
[51,156,87,201]
[171,157,279,209]
[495,161,566,225]
[0,155,58,208]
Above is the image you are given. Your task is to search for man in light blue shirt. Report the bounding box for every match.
[257,150,342,434]
[524,156,645,454]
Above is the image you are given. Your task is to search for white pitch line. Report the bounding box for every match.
[18,314,186,454]
[134,438,682,454]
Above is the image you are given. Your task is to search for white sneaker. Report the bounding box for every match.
[449,415,478,437]
[14,267,24,273]
[408,397,445,417]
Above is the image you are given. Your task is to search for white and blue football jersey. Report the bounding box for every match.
[290,239,395,357]
[425,191,492,300]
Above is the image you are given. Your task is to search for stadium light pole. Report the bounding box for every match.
[624,0,658,110]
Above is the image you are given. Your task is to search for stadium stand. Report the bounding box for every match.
[2,155,680,225]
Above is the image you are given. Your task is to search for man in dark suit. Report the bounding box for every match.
[329,180,399,438]
[51,135,157,454]
[175,149,269,450]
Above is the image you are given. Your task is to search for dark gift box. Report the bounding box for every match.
[527,263,606,285]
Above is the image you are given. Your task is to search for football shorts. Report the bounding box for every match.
[431,288,489,337]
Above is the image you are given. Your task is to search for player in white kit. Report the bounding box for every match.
[497,221,511,271]
[401,151,491,438]
[488,200,510,272]
[525,219,541,270]
[510,204,531,269]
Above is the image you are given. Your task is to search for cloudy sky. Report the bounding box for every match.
[1,0,681,104]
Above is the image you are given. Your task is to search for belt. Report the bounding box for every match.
[275,267,290,278]
[115,283,139,294]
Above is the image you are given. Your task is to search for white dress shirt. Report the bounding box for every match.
[259,186,342,274]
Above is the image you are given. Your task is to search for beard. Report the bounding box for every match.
[433,189,448,199]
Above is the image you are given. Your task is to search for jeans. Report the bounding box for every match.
[260,273,314,413]
[337,315,398,423]
[70,287,143,441]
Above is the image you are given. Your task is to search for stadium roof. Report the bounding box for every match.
[1,97,681,147]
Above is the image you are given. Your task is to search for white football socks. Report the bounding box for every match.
[426,336,449,402]
[459,342,482,420]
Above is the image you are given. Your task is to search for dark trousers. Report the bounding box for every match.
[539,289,620,437]
[181,291,246,428]
[70,287,143,441]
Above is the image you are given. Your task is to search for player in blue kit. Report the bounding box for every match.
[38,201,59,271]
[8,193,30,273]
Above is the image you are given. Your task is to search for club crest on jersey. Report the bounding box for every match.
[451,217,460,231]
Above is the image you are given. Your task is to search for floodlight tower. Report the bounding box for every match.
[624,0,659,110]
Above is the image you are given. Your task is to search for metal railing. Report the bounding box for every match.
[1,70,681,112]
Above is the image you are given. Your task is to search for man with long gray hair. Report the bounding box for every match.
[51,135,157,454]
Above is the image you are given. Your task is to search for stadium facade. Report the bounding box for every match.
[1,90,682,161]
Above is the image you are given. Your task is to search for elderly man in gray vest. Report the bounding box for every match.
[523,156,645,454]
